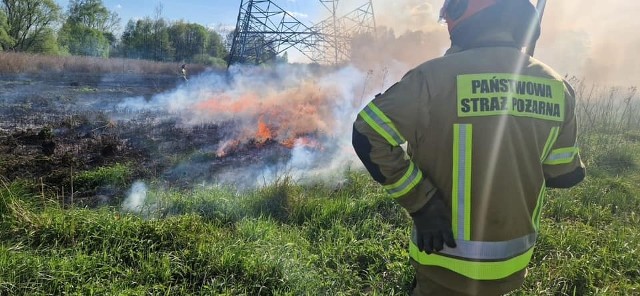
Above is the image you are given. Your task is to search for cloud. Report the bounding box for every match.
[287,11,308,19]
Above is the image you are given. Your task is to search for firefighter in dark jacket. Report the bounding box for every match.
[181,64,188,81]
[352,0,585,295]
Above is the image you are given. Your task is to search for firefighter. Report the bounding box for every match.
[181,64,188,81]
[351,0,585,295]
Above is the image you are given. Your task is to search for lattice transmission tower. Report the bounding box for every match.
[228,0,376,66]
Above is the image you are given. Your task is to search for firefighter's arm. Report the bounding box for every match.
[352,70,437,213]
[543,81,586,188]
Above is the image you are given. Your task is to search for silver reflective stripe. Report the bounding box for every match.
[454,124,471,240]
[546,152,574,162]
[544,147,579,165]
[361,105,404,145]
[411,231,538,261]
[385,163,422,198]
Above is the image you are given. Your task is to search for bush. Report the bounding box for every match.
[192,54,227,69]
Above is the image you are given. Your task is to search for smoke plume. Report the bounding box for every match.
[122,181,148,213]
[368,0,637,86]
[116,0,635,190]
[116,63,381,188]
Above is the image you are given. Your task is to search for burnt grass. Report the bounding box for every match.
[0,72,291,207]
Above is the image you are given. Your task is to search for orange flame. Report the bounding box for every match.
[256,117,273,142]
[281,136,322,150]
[194,93,259,114]
[193,80,344,157]
[216,140,240,157]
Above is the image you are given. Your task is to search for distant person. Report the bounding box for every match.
[352,0,585,295]
[181,64,188,81]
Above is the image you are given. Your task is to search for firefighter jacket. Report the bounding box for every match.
[352,45,585,293]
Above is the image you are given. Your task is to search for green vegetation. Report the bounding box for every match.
[116,16,228,64]
[74,163,132,189]
[2,91,640,295]
[0,0,229,67]
[0,0,62,54]
[57,0,120,58]
[1,175,413,295]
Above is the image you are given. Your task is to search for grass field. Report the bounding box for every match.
[0,52,208,75]
[1,76,639,295]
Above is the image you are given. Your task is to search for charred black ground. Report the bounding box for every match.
[0,72,294,207]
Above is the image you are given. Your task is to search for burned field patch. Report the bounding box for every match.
[0,73,302,207]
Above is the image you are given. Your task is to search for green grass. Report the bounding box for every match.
[0,173,414,295]
[2,95,640,295]
[74,162,133,189]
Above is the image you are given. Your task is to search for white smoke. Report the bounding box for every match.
[121,181,148,212]
[369,0,640,87]
[113,62,401,189]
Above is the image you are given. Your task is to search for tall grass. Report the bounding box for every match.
[572,77,639,136]
[0,52,207,75]
[570,77,640,170]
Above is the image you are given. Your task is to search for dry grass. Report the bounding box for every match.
[570,76,639,135]
[0,52,207,75]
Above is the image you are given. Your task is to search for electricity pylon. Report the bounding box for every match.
[228,0,376,66]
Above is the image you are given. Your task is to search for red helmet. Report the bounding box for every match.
[439,0,499,32]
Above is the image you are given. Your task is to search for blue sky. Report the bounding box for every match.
[53,0,319,31]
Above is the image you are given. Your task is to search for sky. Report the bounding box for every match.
[52,0,640,86]
[53,0,318,30]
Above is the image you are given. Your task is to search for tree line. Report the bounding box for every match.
[0,0,229,67]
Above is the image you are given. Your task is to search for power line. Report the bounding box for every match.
[228,0,376,66]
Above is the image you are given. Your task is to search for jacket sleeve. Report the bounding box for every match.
[543,81,586,188]
[352,69,437,213]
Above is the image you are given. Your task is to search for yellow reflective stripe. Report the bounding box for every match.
[384,162,423,198]
[544,147,579,165]
[540,127,560,162]
[358,103,405,146]
[452,124,472,240]
[532,183,546,231]
[409,243,534,280]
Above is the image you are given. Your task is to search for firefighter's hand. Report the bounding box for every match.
[410,190,457,254]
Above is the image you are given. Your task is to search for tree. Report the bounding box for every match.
[168,22,209,62]
[207,30,228,60]
[0,9,13,50]
[150,4,172,62]
[116,5,228,65]
[58,0,119,57]
[27,27,60,54]
[1,0,61,52]
[119,17,173,61]
[66,0,119,33]
[59,24,110,57]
